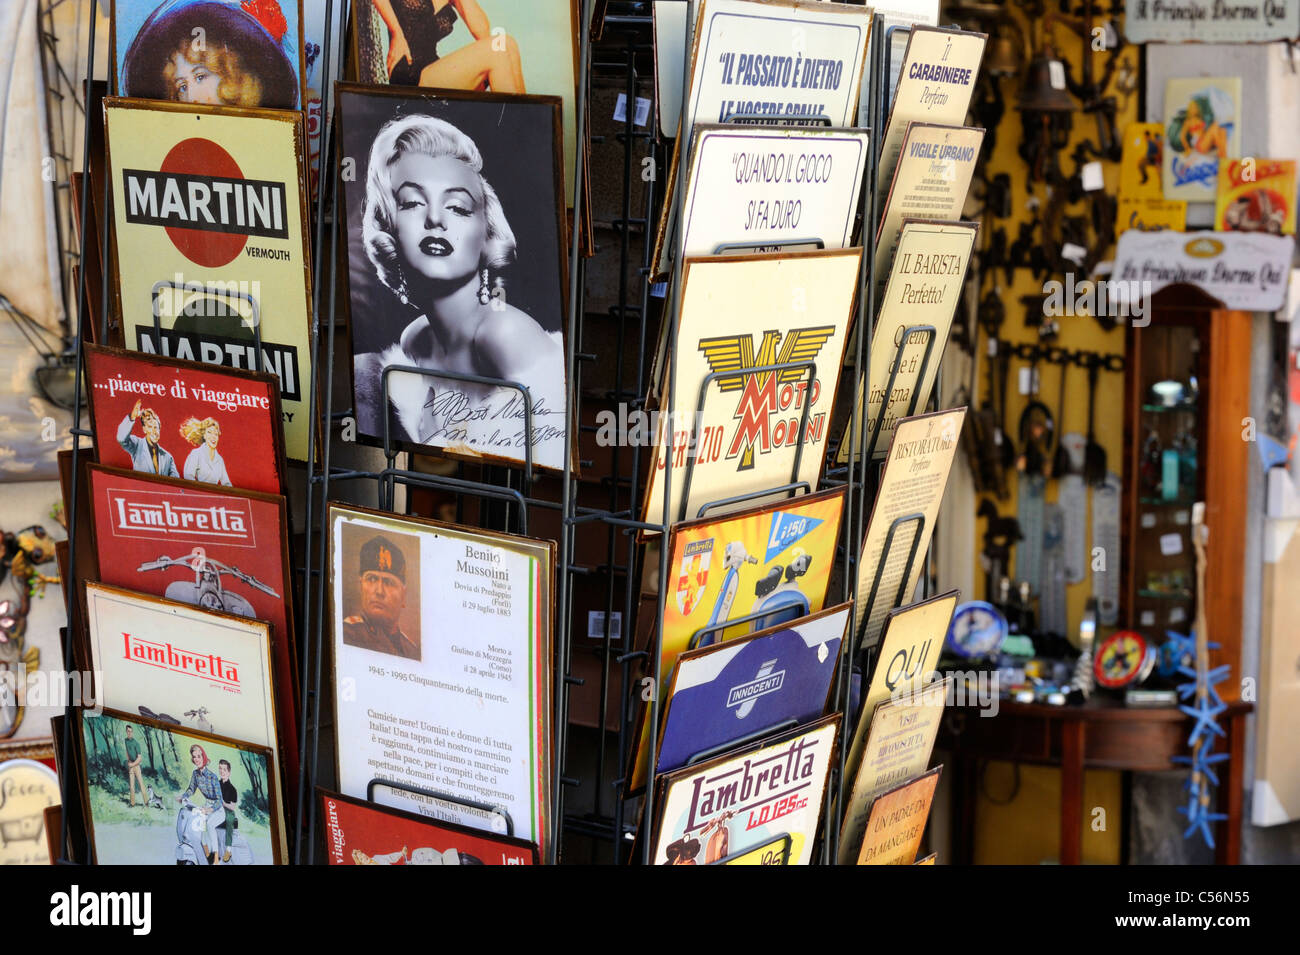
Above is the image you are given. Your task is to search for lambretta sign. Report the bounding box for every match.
[1112,230,1294,312]
[1125,0,1299,42]
[122,632,242,687]
[107,490,254,544]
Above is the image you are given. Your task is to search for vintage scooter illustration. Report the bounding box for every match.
[175,796,254,866]
[697,542,813,648]
[138,551,279,617]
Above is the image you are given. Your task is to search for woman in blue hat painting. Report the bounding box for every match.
[119,0,301,108]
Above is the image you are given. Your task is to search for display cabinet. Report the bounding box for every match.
[1121,284,1250,696]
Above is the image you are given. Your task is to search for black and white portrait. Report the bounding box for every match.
[338,85,569,472]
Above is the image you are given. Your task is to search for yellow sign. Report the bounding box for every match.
[844,591,956,782]
[629,487,845,792]
[856,765,942,865]
[1119,123,1166,199]
[839,677,948,864]
[105,99,314,462]
[641,250,859,527]
[1215,158,1297,234]
[720,833,792,865]
[1116,197,1187,234]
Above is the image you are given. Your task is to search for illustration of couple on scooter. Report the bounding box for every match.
[175,744,252,866]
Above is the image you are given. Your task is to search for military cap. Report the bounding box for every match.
[359,535,406,584]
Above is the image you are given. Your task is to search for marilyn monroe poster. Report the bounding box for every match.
[337,84,570,472]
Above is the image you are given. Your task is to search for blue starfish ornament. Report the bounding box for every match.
[1179,808,1228,848]
[1174,511,1232,851]
[1180,696,1228,745]
[1176,749,1231,788]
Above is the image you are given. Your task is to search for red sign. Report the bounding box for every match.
[158,138,248,266]
[84,344,285,495]
[87,464,297,789]
[319,789,538,866]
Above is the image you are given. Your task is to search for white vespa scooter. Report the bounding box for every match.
[175,797,254,865]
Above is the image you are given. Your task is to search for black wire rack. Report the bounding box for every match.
[53,0,939,865]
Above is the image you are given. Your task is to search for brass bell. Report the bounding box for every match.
[950,3,1027,76]
[985,34,1023,76]
[1017,56,1076,113]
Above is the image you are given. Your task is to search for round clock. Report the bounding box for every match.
[1094,630,1156,689]
[946,601,1009,659]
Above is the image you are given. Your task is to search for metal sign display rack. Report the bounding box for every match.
[54,0,945,866]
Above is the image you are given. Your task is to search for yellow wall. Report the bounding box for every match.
[974,762,1124,864]
[968,19,1136,618]
[963,11,1140,865]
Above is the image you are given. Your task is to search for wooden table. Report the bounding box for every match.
[938,696,1253,865]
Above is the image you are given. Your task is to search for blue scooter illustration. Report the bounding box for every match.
[749,547,813,632]
[705,541,758,631]
[696,543,812,648]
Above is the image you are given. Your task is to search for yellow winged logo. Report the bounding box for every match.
[698,326,835,392]
[773,326,836,384]
[697,332,765,392]
[696,326,839,472]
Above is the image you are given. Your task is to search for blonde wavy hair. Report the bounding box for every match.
[180,416,220,447]
[362,114,517,297]
[162,39,263,107]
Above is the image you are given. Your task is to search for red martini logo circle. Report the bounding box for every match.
[160,138,246,267]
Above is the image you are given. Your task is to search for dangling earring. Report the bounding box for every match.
[396,262,410,306]
[477,268,491,305]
